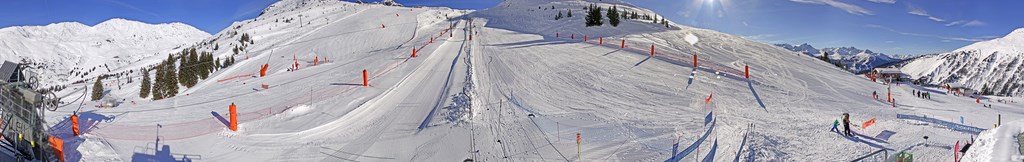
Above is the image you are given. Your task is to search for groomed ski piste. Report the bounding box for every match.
[40,0,1023,161]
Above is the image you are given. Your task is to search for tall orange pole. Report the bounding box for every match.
[599,37,603,45]
[412,48,417,58]
[621,39,625,48]
[584,35,588,42]
[229,103,238,131]
[71,113,79,136]
[363,69,369,87]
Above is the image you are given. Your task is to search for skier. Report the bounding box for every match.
[830,119,840,132]
[872,91,878,100]
[842,113,852,137]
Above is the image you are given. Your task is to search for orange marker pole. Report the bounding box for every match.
[599,37,603,45]
[71,114,79,136]
[584,35,588,42]
[412,48,417,58]
[363,69,369,87]
[229,103,238,131]
[621,39,625,48]
[50,136,66,162]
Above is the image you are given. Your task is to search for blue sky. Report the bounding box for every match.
[1,0,1020,56]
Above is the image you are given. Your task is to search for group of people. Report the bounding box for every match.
[831,113,854,137]
[913,89,931,99]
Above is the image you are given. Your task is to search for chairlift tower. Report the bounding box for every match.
[0,61,61,161]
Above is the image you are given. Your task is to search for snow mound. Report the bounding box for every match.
[961,120,1024,162]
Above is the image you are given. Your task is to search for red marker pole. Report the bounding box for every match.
[584,35,588,42]
[621,39,625,48]
[650,44,655,56]
[599,37,603,45]
[363,69,369,87]
[412,48,417,58]
[693,52,698,67]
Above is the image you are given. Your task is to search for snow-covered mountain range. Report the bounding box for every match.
[901,28,1024,96]
[775,43,901,72]
[0,18,209,90]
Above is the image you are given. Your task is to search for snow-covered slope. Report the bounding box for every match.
[776,43,901,72]
[901,28,1024,96]
[0,18,209,90]
[39,0,1023,161]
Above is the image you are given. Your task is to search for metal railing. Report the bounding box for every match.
[851,149,888,162]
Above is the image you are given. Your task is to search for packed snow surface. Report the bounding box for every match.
[35,0,1023,161]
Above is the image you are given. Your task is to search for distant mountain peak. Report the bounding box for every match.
[774,43,900,73]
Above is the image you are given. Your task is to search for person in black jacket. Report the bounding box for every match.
[842,113,853,137]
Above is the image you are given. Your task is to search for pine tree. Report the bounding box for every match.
[215,57,221,70]
[164,55,179,98]
[556,11,563,20]
[153,61,165,100]
[607,5,620,27]
[585,4,603,26]
[91,77,103,101]
[214,44,219,50]
[820,51,831,62]
[567,9,572,17]
[140,68,150,98]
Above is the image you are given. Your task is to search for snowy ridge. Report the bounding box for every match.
[0,18,209,90]
[775,43,901,72]
[901,28,1024,96]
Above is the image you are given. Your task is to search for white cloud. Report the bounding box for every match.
[743,34,778,41]
[943,20,986,27]
[867,0,896,4]
[907,4,944,22]
[945,20,966,26]
[865,24,995,42]
[790,0,873,15]
[962,20,986,27]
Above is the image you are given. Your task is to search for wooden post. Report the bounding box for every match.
[229,103,238,131]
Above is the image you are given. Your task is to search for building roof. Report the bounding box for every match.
[947,83,967,88]
[874,68,902,74]
[0,61,21,83]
